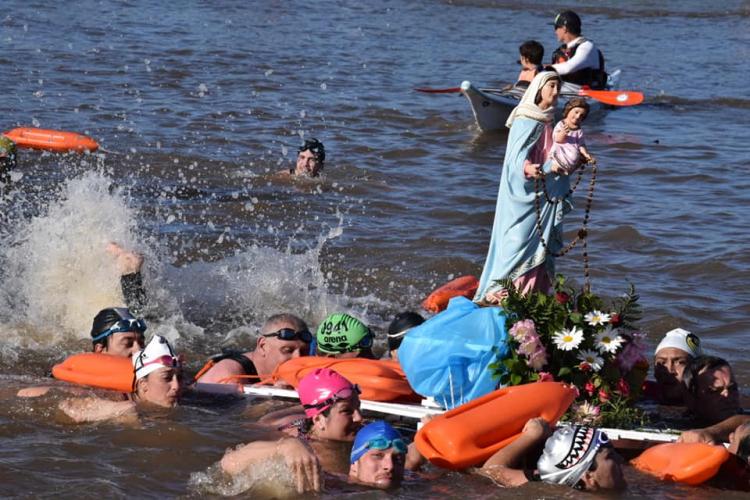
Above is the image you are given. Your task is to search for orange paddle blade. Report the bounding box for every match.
[579,89,644,106]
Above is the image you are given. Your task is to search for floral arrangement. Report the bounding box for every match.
[490,275,650,427]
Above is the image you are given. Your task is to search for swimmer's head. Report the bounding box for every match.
[295,138,325,177]
[132,335,182,408]
[349,421,407,490]
[315,313,374,358]
[386,311,425,357]
[298,368,362,441]
[91,307,147,358]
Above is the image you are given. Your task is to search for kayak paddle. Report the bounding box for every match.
[576,88,644,106]
[415,87,462,93]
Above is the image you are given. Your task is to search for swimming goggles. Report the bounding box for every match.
[91,318,147,342]
[263,328,313,343]
[352,437,408,458]
[302,384,361,412]
[135,354,180,373]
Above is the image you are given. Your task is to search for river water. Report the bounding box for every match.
[0,0,748,497]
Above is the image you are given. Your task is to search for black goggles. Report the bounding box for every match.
[263,328,313,343]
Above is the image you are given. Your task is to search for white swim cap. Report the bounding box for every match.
[654,328,702,357]
[132,335,180,380]
[537,426,609,487]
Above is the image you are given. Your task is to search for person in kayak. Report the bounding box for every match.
[549,10,607,90]
[195,313,312,384]
[314,312,376,359]
[642,328,702,405]
[385,311,424,361]
[550,97,595,174]
[474,71,567,301]
[515,40,544,88]
[282,138,326,178]
[480,418,626,491]
[57,335,185,423]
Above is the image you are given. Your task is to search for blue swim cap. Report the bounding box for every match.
[350,421,406,464]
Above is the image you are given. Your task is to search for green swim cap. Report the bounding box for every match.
[316,313,372,354]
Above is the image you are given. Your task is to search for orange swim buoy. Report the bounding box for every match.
[421,275,479,313]
[52,352,134,393]
[3,127,99,153]
[631,442,730,485]
[271,356,418,402]
[415,381,576,470]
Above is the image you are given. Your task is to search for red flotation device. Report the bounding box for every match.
[631,442,730,485]
[4,127,99,153]
[422,275,479,313]
[271,356,418,402]
[52,352,134,393]
[415,381,576,470]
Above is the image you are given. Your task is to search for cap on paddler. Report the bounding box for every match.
[298,367,359,418]
[350,421,407,464]
[133,335,180,380]
[316,312,373,354]
[655,328,702,357]
[553,10,582,34]
[537,426,609,487]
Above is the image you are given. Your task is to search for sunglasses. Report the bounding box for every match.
[303,384,361,411]
[92,318,147,342]
[136,354,180,373]
[263,328,313,343]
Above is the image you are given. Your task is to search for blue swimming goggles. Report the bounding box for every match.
[91,318,147,342]
[350,437,408,463]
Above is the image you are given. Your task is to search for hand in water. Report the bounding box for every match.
[277,437,322,493]
[106,242,144,275]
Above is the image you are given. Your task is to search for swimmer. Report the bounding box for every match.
[314,313,375,359]
[481,418,626,491]
[644,328,702,405]
[58,335,185,423]
[348,421,407,490]
[220,368,363,491]
[276,138,326,178]
[90,307,147,358]
[195,313,311,385]
[386,311,424,361]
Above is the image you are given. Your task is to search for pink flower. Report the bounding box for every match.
[509,319,536,342]
[584,381,595,396]
[526,346,548,371]
[598,388,610,402]
[518,333,542,356]
[616,378,631,397]
[537,372,554,382]
[616,331,647,372]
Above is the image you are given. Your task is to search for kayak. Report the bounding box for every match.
[460,69,622,132]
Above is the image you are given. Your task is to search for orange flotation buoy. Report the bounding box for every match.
[631,442,730,485]
[272,356,418,402]
[415,381,576,470]
[4,127,99,153]
[52,352,134,393]
[422,275,479,313]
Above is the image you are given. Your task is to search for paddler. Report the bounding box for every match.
[480,418,626,491]
[549,10,608,90]
[57,335,185,423]
[314,312,376,359]
[0,135,17,186]
[194,313,311,384]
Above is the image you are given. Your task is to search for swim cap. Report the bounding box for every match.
[132,335,180,380]
[387,311,425,351]
[655,328,702,357]
[537,426,609,487]
[350,421,406,464]
[298,138,325,163]
[298,368,358,418]
[316,313,372,354]
[90,307,146,344]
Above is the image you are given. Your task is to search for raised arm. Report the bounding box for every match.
[107,242,148,314]
[480,418,551,487]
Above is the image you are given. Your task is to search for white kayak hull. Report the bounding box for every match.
[460,70,621,132]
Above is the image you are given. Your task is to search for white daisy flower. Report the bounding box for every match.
[584,310,611,326]
[595,327,624,354]
[577,349,604,371]
[552,326,584,351]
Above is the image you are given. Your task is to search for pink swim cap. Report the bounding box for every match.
[298,368,358,418]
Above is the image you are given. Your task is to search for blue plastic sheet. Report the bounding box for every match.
[398,296,509,409]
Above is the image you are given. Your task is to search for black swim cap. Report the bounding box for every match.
[90,307,137,344]
[387,311,425,351]
[298,138,325,163]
